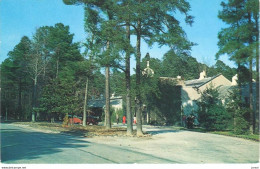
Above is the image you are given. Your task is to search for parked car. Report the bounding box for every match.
[68,115,99,125]
[87,115,99,125]
[68,115,82,124]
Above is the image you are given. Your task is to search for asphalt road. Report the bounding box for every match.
[1,123,259,164]
[1,123,177,164]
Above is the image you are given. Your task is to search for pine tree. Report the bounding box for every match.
[5,36,31,120]
[217,0,259,134]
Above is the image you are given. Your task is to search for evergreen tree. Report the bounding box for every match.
[2,23,84,122]
[226,87,250,134]
[161,50,200,80]
[3,36,32,120]
[64,0,129,129]
[197,85,231,130]
[217,0,259,133]
[125,0,194,136]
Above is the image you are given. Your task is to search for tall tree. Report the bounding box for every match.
[127,0,194,136]
[64,0,127,129]
[64,0,194,134]
[217,0,259,134]
[25,31,48,122]
[6,36,31,120]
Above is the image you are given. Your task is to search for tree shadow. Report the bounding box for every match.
[1,127,90,163]
[60,128,88,137]
[146,129,182,135]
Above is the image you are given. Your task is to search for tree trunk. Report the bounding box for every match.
[51,117,55,123]
[136,19,143,136]
[256,34,259,134]
[83,77,89,126]
[126,23,133,135]
[255,11,259,134]
[18,78,22,120]
[32,77,37,122]
[249,60,254,134]
[105,41,111,129]
[147,109,150,124]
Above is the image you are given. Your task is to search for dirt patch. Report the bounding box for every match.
[12,122,151,138]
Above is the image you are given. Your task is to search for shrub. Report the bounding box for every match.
[62,113,69,127]
[233,108,250,135]
[197,85,231,131]
[206,105,230,130]
[226,88,250,135]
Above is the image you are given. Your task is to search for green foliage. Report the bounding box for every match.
[206,105,230,130]
[226,88,250,134]
[1,36,32,120]
[161,50,200,80]
[233,110,250,135]
[197,85,231,130]
[62,113,69,127]
[110,108,124,123]
[211,131,259,141]
[156,83,182,125]
[138,56,182,125]
[110,70,125,96]
[1,23,102,122]
[208,60,236,81]
[217,0,259,63]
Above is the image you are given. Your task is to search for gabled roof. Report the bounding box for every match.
[159,77,184,86]
[217,85,233,98]
[88,97,123,108]
[184,74,222,88]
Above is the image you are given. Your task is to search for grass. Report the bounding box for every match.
[210,131,259,142]
[181,127,259,141]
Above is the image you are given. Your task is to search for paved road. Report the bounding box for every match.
[1,123,177,164]
[1,123,259,164]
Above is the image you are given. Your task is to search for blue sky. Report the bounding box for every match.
[0,0,236,73]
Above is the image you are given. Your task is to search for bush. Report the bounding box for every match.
[197,85,231,131]
[226,88,250,135]
[233,108,250,135]
[62,113,69,127]
[209,105,230,130]
[198,105,230,130]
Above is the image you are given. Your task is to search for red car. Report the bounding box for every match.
[68,115,82,124]
[68,115,99,125]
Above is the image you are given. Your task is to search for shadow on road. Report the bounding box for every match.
[1,126,90,163]
[146,129,182,135]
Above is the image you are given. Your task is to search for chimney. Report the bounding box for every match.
[231,74,238,86]
[199,70,206,80]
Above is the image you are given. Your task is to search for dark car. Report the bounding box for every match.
[87,115,99,125]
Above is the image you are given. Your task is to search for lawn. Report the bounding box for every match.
[210,131,259,142]
[181,127,259,141]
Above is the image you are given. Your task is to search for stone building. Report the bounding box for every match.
[164,71,258,127]
[181,73,232,117]
[88,93,123,111]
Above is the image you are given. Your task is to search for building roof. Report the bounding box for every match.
[88,97,123,108]
[217,85,233,98]
[184,74,222,88]
[159,77,184,86]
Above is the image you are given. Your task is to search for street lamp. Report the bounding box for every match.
[142,61,154,77]
[141,60,154,124]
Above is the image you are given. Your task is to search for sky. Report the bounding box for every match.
[0,0,236,74]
